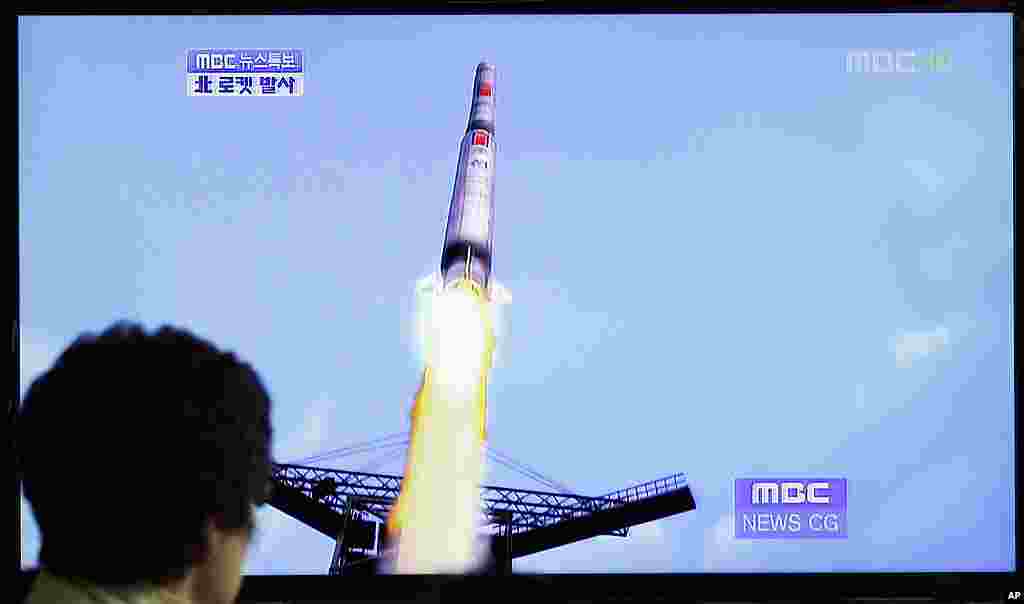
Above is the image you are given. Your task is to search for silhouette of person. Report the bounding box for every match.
[18,321,274,604]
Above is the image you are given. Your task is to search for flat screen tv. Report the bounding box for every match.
[14,8,1016,602]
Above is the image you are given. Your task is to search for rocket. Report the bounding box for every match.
[383,62,507,573]
[440,61,498,295]
[432,59,505,443]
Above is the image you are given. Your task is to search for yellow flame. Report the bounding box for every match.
[385,279,495,573]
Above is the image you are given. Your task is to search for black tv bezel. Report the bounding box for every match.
[10,5,1020,603]
[11,568,1024,602]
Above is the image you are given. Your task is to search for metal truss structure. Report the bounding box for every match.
[268,463,696,576]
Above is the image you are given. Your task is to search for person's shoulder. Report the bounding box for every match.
[22,569,168,604]
[22,569,91,604]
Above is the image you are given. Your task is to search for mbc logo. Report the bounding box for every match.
[750,481,832,505]
[845,49,952,74]
[734,478,847,539]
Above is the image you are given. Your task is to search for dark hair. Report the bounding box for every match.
[17,321,274,586]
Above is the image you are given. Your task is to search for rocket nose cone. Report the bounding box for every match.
[477,61,495,73]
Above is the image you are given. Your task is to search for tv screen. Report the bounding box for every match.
[17,11,1013,579]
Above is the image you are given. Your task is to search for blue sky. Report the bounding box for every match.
[18,13,1013,574]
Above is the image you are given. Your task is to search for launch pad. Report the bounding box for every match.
[267,462,696,576]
